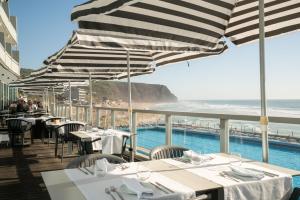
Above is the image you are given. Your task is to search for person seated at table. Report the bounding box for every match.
[9,101,17,114]
[36,101,44,111]
[27,100,34,112]
[16,98,25,112]
[32,100,38,111]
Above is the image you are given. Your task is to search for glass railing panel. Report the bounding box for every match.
[229,120,262,161]
[136,113,164,153]
[268,123,300,187]
[172,116,220,154]
[9,16,17,30]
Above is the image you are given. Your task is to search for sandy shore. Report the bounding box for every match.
[92,102,162,128]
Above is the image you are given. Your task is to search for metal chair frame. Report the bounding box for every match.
[149,145,189,160]
[66,154,127,169]
[6,118,32,147]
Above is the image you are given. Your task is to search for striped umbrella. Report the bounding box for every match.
[44,31,226,73]
[71,0,300,162]
[42,30,227,161]
[72,0,300,47]
[71,0,235,51]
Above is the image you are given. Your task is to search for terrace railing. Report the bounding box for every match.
[54,103,300,158]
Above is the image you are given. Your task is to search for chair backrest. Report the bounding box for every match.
[149,145,189,160]
[6,119,32,134]
[44,117,65,124]
[121,135,130,157]
[289,187,300,200]
[66,154,127,169]
[55,123,85,141]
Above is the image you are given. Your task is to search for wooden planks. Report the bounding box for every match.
[0,139,74,200]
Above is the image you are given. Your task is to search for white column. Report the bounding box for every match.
[96,108,100,127]
[127,51,134,162]
[69,81,72,120]
[220,119,229,153]
[259,0,269,163]
[132,112,137,154]
[89,73,93,125]
[111,110,115,129]
[165,114,172,145]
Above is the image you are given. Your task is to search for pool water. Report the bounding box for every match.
[137,127,300,187]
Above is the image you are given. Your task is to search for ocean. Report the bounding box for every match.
[150,100,300,137]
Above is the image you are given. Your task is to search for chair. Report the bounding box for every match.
[116,135,130,158]
[289,187,300,200]
[79,137,102,155]
[43,117,65,144]
[54,123,85,162]
[149,145,189,160]
[66,154,127,169]
[81,134,130,157]
[6,119,32,147]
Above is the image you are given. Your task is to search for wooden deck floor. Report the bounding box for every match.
[0,139,74,200]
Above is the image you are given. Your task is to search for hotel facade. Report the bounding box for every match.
[0,0,19,109]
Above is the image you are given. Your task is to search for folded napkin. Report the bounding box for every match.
[120,178,153,199]
[183,151,213,164]
[91,127,99,132]
[93,158,115,176]
[225,166,265,181]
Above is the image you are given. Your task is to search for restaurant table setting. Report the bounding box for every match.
[17,115,52,125]
[64,158,195,200]
[72,128,130,154]
[42,151,299,200]
[164,151,293,200]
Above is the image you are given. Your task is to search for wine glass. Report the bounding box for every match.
[191,151,203,165]
[136,164,152,181]
[229,152,242,166]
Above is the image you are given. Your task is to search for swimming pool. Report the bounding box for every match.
[136,127,300,186]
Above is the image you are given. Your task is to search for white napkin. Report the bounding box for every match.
[226,166,265,181]
[183,150,197,158]
[93,158,115,176]
[183,150,213,164]
[91,127,99,132]
[120,178,153,199]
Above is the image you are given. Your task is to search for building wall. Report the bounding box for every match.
[0,1,19,109]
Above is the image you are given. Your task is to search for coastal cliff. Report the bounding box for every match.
[20,68,177,103]
[80,81,178,103]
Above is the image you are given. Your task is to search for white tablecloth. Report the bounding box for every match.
[0,134,9,143]
[85,129,130,154]
[163,155,293,200]
[64,162,194,200]
[17,116,50,125]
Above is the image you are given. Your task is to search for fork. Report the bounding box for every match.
[219,172,240,182]
[105,187,117,200]
[110,186,125,200]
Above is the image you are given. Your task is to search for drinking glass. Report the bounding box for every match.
[191,151,203,165]
[229,152,242,166]
[136,163,152,181]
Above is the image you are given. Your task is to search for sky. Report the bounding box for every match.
[9,0,300,100]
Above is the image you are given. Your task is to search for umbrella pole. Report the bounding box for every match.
[53,87,56,116]
[46,88,49,113]
[69,81,72,120]
[89,73,93,125]
[259,0,269,163]
[127,50,134,162]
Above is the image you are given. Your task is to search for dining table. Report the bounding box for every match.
[41,153,300,200]
[70,129,130,155]
[46,120,85,157]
